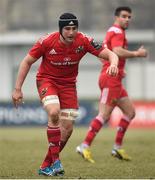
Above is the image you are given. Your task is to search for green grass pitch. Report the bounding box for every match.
[0,127,155,179]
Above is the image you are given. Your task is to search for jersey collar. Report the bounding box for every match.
[113,24,124,31]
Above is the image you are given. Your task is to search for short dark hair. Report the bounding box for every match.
[115,6,132,16]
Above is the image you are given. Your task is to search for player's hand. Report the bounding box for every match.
[12,88,24,108]
[106,64,118,76]
[137,46,148,57]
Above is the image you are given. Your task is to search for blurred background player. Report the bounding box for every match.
[12,13,118,176]
[76,6,147,163]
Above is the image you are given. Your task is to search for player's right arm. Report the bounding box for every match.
[12,34,47,108]
[109,28,147,59]
[113,45,147,58]
[12,54,38,108]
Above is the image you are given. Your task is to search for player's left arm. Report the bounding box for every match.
[98,48,119,76]
[83,35,119,76]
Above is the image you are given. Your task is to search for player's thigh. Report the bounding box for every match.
[98,102,114,120]
[100,85,121,107]
[36,79,58,100]
[59,85,78,109]
[117,97,135,118]
[36,79,60,114]
[99,86,117,120]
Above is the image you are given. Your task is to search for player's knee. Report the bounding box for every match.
[125,110,136,121]
[95,114,106,125]
[128,111,136,120]
[48,108,59,117]
[99,112,110,122]
[48,109,60,123]
[129,110,136,120]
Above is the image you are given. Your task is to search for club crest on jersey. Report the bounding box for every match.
[41,87,48,96]
[76,46,84,53]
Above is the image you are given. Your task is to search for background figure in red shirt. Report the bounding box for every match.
[12,13,118,176]
[76,7,147,163]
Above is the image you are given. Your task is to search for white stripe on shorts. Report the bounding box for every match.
[101,88,109,104]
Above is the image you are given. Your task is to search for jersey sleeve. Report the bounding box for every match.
[83,34,104,56]
[28,36,46,59]
[111,33,124,48]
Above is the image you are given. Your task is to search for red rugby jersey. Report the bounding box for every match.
[101,24,128,77]
[29,32,104,84]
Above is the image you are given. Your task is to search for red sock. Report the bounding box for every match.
[40,148,52,169]
[115,118,130,146]
[40,126,61,168]
[47,126,61,163]
[83,118,103,146]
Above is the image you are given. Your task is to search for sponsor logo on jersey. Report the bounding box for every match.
[50,60,78,66]
[49,49,57,55]
[64,57,71,61]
